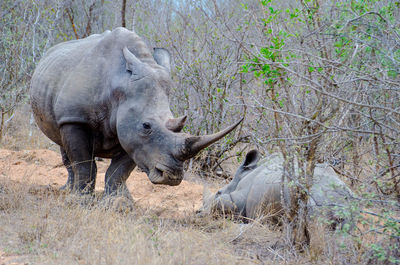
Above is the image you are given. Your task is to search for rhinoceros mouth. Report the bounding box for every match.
[147,163,183,186]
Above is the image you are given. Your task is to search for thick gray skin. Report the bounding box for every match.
[30,28,240,195]
[204,150,354,221]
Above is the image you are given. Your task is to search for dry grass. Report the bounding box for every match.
[0,104,55,151]
[0,177,380,264]
[0,180,299,265]
[1,105,397,265]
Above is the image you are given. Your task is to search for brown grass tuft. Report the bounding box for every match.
[0,104,55,151]
[0,179,313,264]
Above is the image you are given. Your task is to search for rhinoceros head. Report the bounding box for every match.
[115,47,242,186]
[215,149,261,196]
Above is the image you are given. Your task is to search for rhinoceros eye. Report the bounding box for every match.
[142,122,151,130]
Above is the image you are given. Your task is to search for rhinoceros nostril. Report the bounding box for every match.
[165,171,179,180]
[155,167,163,177]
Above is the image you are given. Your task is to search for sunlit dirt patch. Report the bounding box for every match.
[0,149,203,218]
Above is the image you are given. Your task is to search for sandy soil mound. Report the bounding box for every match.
[0,149,204,218]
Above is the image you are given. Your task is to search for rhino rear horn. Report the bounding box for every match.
[153,48,171,72]
[166,115,187,132]
[123,47,143,73]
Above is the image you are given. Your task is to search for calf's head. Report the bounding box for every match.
[200,149,261,215]
[116,47,242,186]
[216,149,260,197]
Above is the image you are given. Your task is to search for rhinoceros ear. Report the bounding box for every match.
[153,48,171,73]
[242,150,260,170]
[123,47,143,73]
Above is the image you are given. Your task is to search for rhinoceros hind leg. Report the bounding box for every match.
[105,151,135,198]
[60,124,97,194]
[60,147,74,191]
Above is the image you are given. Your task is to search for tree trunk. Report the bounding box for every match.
[121,0,127,27]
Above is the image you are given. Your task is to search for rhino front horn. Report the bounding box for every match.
[180,118,243,159]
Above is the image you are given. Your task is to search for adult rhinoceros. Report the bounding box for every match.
[202,150,354,223]
[30,27,241,195]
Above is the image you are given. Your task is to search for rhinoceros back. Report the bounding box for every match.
[245,154,353,219]
[30,28,156,145]
[245,154,287,219]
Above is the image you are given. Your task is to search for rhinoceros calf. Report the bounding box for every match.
[202,150,354,222]
[30,27,241,195]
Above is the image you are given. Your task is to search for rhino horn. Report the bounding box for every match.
[166,115,187,132]
[179,118,243,159]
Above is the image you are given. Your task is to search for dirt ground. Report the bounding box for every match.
[0,149,204,219]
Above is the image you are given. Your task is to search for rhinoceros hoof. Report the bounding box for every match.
[59,184,72,192]
[100,196,135,214]
[112,197,135,214]
[64,193,96,208]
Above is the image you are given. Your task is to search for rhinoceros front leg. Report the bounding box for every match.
[60,147,74,191]
[60,124,97,194]
[104,151,135,198]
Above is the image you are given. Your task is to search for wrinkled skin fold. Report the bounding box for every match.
[30,27,242,195]
[201,150,354,225]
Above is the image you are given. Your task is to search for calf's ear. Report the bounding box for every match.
[153,48,171,73]
[242,149,260,170]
